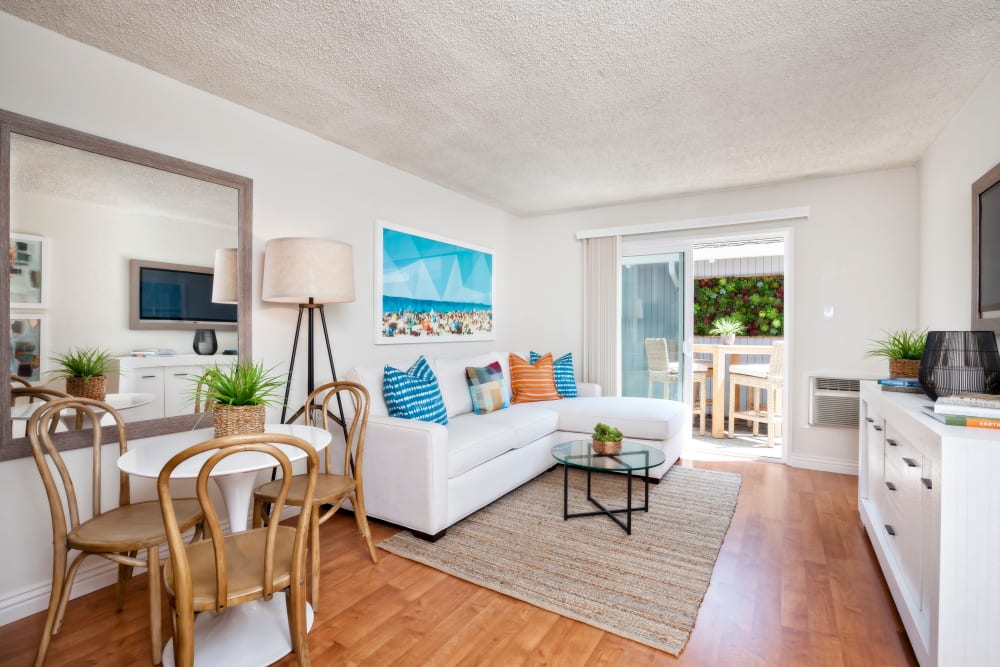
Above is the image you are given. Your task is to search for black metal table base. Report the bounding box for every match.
[562,462,651,535]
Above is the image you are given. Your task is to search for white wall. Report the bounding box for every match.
[0,12,514,623]
[510,168,920,472]
[919,62,1000,327]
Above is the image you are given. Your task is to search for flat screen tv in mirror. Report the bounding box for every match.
[973,160,1000,336]
[129,259,237,330]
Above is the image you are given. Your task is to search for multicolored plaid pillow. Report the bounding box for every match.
[465,361,508,414]
[382,355,448,424]
[530,351,577,398]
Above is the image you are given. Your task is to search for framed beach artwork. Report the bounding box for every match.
[375,221,495,344]
[10,233,50,309]
[9,314,46,383]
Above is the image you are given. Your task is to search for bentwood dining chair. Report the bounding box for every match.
[728,341,785,447]
[26,397,203,666]
[11,386,75,434]
[252,380,377,611]
[158,434,318,667]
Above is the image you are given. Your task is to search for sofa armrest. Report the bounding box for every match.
[360,414,451,535]
[576,382,603,397]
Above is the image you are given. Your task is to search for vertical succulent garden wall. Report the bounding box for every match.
[694,275,784,336]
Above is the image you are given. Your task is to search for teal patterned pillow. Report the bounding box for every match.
[530,351,577,398]
[465,361,508,414]
[383,356,448,424]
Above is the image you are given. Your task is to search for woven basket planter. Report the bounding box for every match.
[213,404,266,438]
[889,358,921,379]
[65,375,106,401]
[592,438,623,456]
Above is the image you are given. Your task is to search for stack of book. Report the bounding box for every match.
[926,392,1000,429]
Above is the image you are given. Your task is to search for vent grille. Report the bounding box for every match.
[809,376,861,428]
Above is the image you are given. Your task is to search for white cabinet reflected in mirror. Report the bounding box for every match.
[2,109,252,457]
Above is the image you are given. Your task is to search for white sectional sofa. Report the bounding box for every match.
[346,351,689,540]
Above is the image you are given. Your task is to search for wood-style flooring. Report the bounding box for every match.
[0,454,918,666]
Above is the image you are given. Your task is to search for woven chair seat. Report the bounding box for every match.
[69,499,202,552]
[254,472,355,507]
[729,341,784,447]
[164,527,297,610]
[729,363,770,379]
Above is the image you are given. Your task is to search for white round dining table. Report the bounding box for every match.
[117,422,332,667]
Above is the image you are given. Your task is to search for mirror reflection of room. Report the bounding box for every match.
[9,133,239,432]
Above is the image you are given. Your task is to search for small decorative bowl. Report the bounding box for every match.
[592,438,622,455]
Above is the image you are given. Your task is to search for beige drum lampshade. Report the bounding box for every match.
[261,237,356,303]
[211,248,239,304]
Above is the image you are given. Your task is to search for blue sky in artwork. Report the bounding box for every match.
[382,227,492,305]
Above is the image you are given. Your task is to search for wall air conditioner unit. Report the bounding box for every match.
[809,376,861,428]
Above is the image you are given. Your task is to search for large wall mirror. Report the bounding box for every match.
[1,109,252,460]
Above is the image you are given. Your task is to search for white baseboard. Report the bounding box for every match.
[788,452,859,476]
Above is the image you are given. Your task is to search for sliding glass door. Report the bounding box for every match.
[621,248,694,402]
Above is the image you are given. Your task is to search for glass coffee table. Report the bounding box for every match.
[551,440,666,535]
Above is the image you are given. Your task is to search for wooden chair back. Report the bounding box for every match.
[157,433,319,611]
[26,397,130,543]
[303,381,371,480]
[10,375,32,387]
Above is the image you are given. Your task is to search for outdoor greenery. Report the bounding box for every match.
[708,315,746,336]
[592,422,623,442]
[694,275,784,337]
[865,329,928,360]
[49,347,117,379]
[192,359,286,407]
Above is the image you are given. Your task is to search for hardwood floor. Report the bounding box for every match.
[0,455,917,666]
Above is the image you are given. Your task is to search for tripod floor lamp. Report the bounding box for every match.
[261,237,355,437]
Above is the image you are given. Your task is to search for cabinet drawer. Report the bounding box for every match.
[163,365,205,417]
[120,367,164,421]
[880,496,921,604]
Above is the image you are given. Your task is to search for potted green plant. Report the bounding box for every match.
[709,316,746,345]
[592,422,624,455]
[50,347,117,401]
[866,329,928,378]
[193,359,286,437]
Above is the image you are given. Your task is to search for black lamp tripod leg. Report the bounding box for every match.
[279,305,307,424]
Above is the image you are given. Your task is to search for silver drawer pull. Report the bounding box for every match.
[141,374,157,379]
[885,481,896,491]
[902,457,919,468]
[886,438,897,446]
[922,477,933,490]
[885,524,896,536]
[874,425,883,432]
[173,373,188,377]
[865,417,874,423]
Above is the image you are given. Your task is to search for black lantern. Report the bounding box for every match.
[918,331,1000,400]
[192,329,218,356]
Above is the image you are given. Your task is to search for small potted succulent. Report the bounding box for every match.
[592,422,624,455]
[709,316,746,345]
[50,347,117,401]
[193,359,285,437]
[865,329,928,378]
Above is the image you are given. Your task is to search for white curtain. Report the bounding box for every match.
[582,235,621,396]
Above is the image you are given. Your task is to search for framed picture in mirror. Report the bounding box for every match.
[9,313,46,383]
[9,232,50,309]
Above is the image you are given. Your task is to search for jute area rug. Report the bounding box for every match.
[379,465,741,656]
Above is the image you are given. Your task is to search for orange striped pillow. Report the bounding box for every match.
[508,353,562,403]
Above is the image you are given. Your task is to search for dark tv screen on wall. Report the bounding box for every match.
[973,161,1000,334]
[129,259,237,330]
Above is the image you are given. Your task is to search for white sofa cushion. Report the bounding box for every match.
[433,353,493,418]
[545,396,688,441]
[445,404,560,478]
[345,365,389,417]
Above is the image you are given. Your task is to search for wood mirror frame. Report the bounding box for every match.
[1,109,252,460]
[972,160,1000,338]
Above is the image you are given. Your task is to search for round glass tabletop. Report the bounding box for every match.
[551,439,666,472]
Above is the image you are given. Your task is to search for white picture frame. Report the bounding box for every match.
[10,233,51,310]
[375,220,495,345]
[9,313,48,383]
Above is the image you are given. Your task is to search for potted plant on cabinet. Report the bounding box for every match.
[866,329,928,378]
[592,422,624,455]
[50,347,117,401]
[193,359,286,437]
[709,316,746,345]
